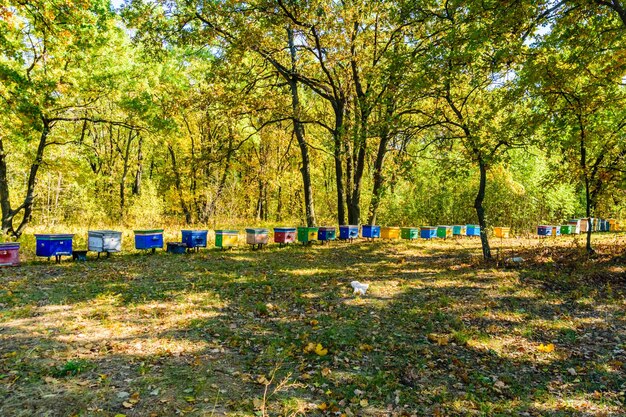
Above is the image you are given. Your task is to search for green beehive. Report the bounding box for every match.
[297,227,319,244]
[437,226,453,239]
[401,227,419,240]
[560,225,572,235]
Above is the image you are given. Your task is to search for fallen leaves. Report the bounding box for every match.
[537,343,555,353]
[427,333,450,346]
[303,342,328,356]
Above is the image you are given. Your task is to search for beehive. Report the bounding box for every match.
[580,219,589,233]
[246,228,269,249]
[494,227,510,239]
[362,225,381,239]
[274,227,296,245]
[466,225,480,237]
[401,227,419,240]
[437,226,453,239]
[339,225,359,241]
[297,227,319,244]
[215,230,239,248]
[317,227,337,242]
[0,243,20,267]
[134,229,163,252]
[537,225,552,237]
[420,226,437,239]
[88,230,122,256]
[35,234,74,262]
[452,225,466,236]
[166,242,187,254]
[568,219,581,234]
[181,230,208,250]
[381,226,401,239]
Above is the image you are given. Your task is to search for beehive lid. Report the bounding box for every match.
[246,228,269,233]
[134,229,163,234]
[216,229,238,234]
[0,242,20,249]
[182,230,208,233]
[89,230,122,236]
[34,234,74,239]
[274,227,296,232]
[319,226,336,231]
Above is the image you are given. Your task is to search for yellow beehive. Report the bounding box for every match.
[494,227,510,239]
[381,226,401,239]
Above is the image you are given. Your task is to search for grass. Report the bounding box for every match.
[1,231,625,416]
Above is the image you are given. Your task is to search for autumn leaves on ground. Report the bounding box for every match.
[1,234,625,417]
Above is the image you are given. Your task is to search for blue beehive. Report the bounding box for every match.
[537,225,552,236]
[134,229,164,252]
[318,226,337,242]
[339,225,359,241]
[181,230,208,251]
[362,225,381,239]
[420,226,437,239]
[466,225,480,237]
[35,234,74,262]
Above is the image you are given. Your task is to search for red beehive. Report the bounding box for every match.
[0,243,20,267]
[274,227,296,245]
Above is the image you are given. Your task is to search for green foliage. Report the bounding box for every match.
[1,0,626,237]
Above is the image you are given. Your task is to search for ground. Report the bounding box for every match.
[1,232,625,416]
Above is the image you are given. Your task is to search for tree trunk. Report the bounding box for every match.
[584,176,594,254]
[132,135,143,196]
[208,135,233,219]
[348,122,367,225]
[475,159,491,260]
[0,138,13,235]
[119,130,135,217]
[579,115,594,254]
[168,143,192,224]
[8,120,51,237]
[288,26,316,227]
[333,104,347,225]
[276,186,282,221]
[367,133,390,225]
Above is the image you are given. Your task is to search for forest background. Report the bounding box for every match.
[2,0,626,259]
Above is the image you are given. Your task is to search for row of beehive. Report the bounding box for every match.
[0,220,619,265]
[537,218,619,237]
[0,224,482,265]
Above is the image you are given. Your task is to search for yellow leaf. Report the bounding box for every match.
[114,414,127,417]
[129,392,140,404]
[122,401,134,409]
[256,375,269,385]
[310,319,319,326]
[537,343,555,353]
[314,343,328,356]
[321,367,331,377]
[303,342,316,353]
[427,333,449,346]
[318,402,328,411]
[359,399,368,407]
[358,344,373,352]
[252,397,264,410]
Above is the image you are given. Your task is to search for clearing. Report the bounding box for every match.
[1,234,625,416]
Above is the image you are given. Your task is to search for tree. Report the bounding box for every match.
[524,3,626,253]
